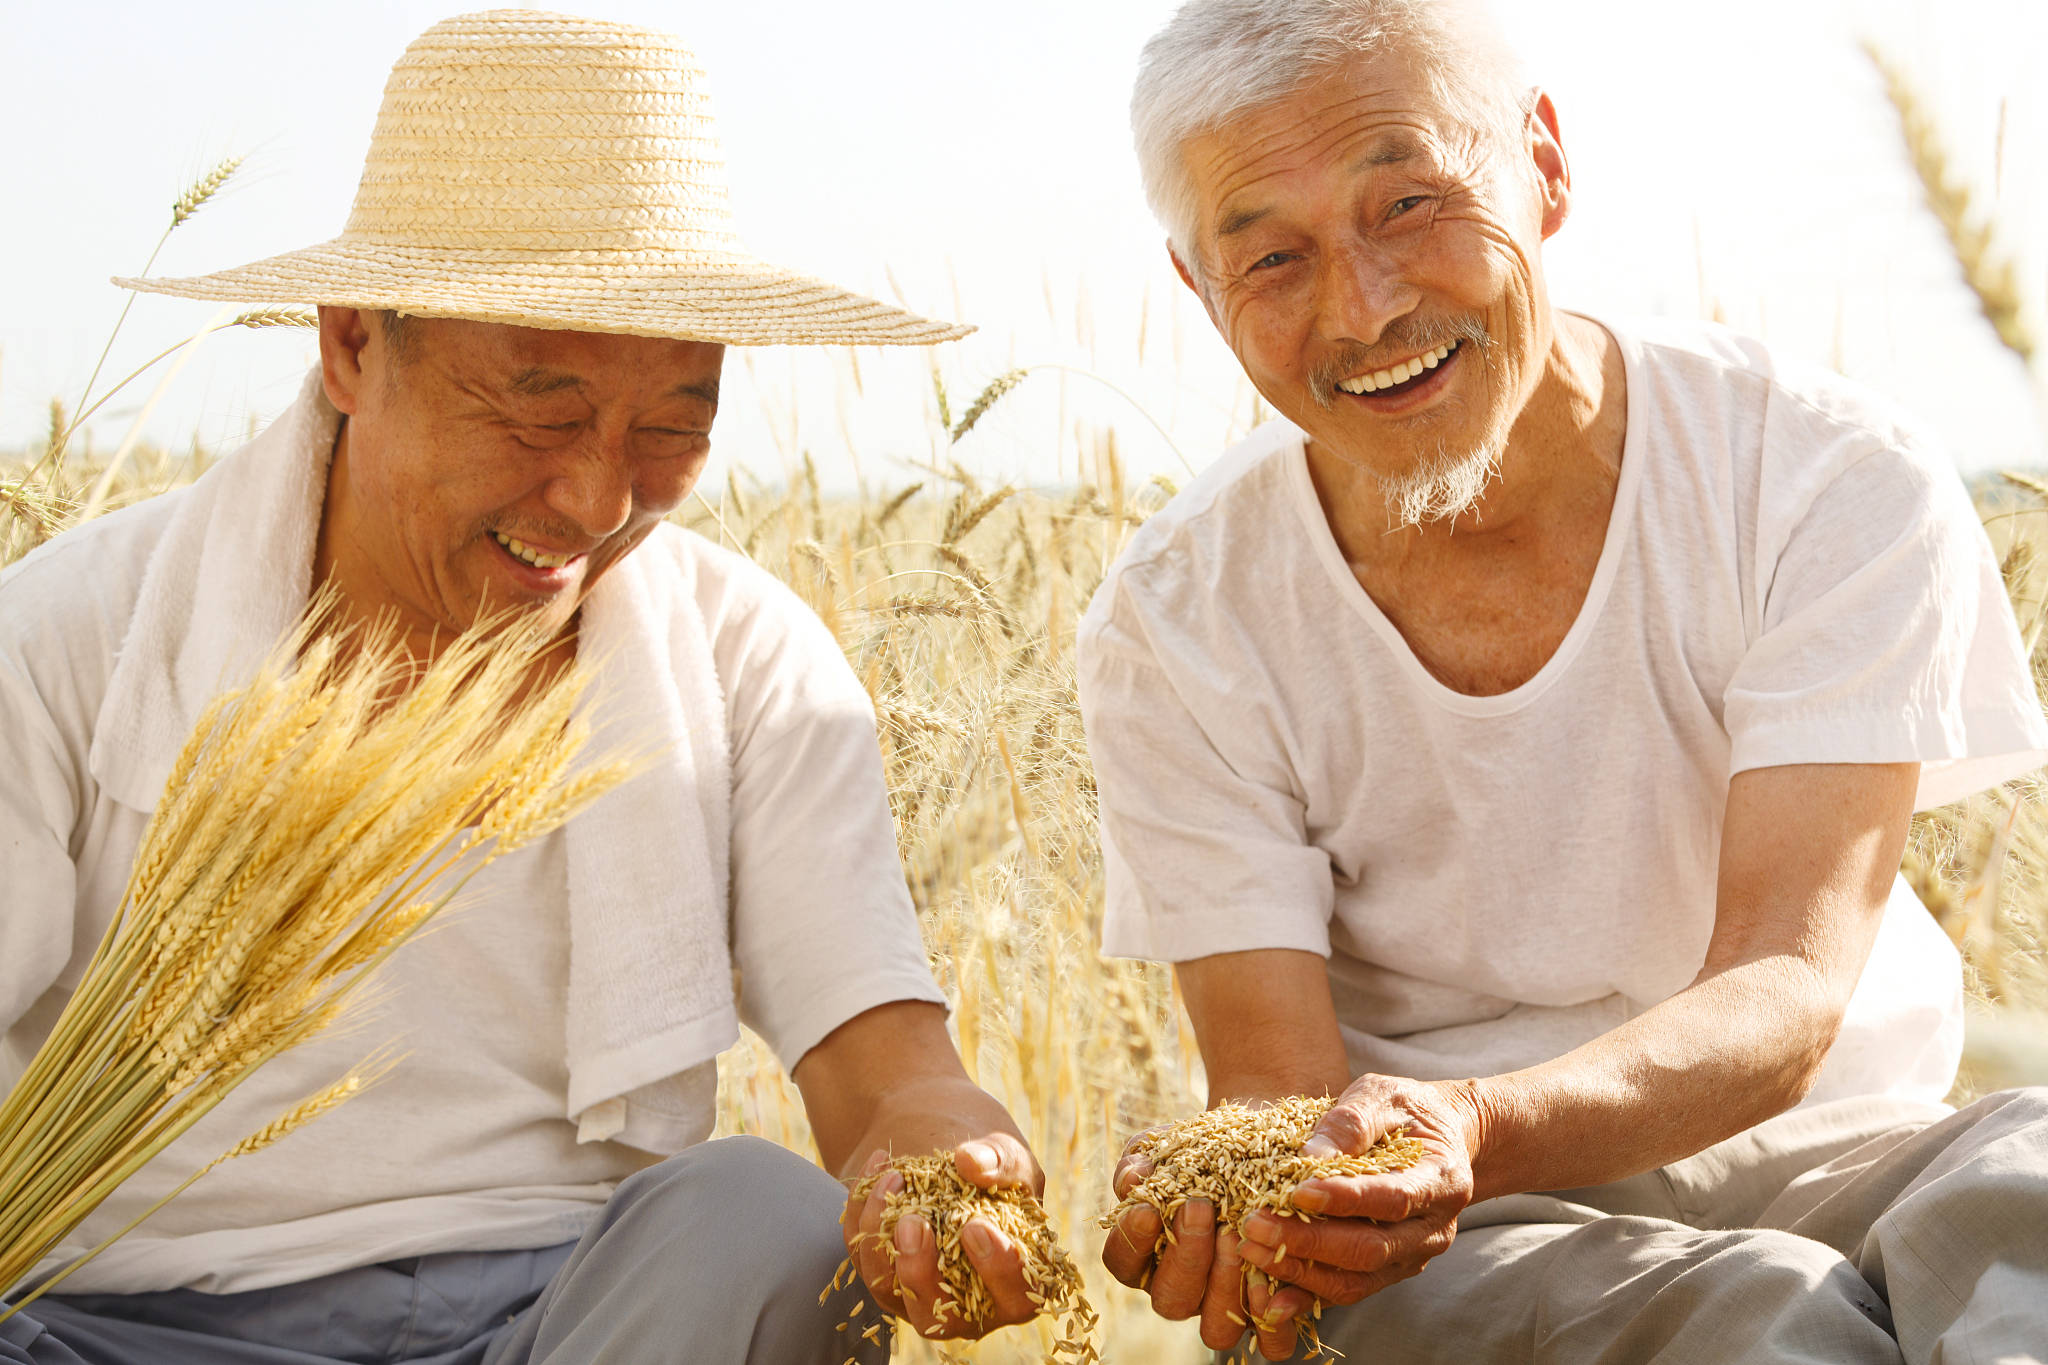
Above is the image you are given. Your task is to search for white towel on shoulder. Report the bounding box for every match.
[88,367,738,1157]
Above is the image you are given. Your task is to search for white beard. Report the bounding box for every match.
[1374,436,1504,527]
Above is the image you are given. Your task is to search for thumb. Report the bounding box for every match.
[1307,1091,1389,1160]
[955,1131,1040,1193]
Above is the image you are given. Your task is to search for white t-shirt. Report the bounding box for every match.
[0,381,944,1294]
[1078,317,2048,1105]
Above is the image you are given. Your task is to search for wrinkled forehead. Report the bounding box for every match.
[394,316,723,390]
[1179,52,1472,240]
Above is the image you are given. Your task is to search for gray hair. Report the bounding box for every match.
[1131,0,1529,268]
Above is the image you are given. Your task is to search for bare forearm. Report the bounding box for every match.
[1177,950,1352,1108]
[1467,953,1843,1201]
[794,1000,1028,1178]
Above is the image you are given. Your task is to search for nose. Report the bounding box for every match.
[1316,238,1418,348]
[543,434,635,540]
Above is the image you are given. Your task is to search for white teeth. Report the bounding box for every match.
[493,530,573,570]
[1336,339,1461,396]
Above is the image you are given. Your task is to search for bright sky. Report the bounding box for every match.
[2,0,2043,490]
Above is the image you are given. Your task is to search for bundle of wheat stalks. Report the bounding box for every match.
[1102,1097,1426,1356]
[0,607,637,1313]
[833,1153,1102,1363]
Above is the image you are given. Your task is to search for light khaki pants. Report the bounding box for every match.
[1296,1088,2048,1364]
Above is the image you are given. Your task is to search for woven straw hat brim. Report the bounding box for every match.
[116,240,971,347]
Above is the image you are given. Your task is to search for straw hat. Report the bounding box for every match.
[118,9,970,347]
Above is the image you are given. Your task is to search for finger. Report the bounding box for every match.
[1112,1150,1157,1199]
[855,1172,904,1315]
[1102,1204,1163,1287]
[1198,1226,1251,1351]
[1268,1285,1317,1325]
[1305,1091,1393,1160]
[1246,1272,1299,1361]
[960,1216,1037,1330]
[1292,1161,1455,1223]
[954,1131,1040,1195]
[1243,1209,1408,1274]
[1239,1246,1389,1305]
[891,1211,944,1337]
[841,1150,891,1249]
[1148,1199,1216,1320]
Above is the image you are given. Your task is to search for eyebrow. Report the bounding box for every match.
[505,368,583,396]
[501,370,719,407]
[1217,206,1272,239]
[1215,134,1427,240]
[1354,132,1424,170]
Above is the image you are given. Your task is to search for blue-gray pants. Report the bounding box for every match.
[0,1136,890,1365]
[1284,1088,2048,1364]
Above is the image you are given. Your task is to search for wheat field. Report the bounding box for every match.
[2,37,2045,1357]
[6,374,2047,1359]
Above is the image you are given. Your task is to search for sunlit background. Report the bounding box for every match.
[3,0,2043,489]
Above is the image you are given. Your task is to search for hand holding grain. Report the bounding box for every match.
[838,1135,1046,1340]
[1102,1126,1249,1348]
[1101,1096,1439,1360]
[1236,1076,1480,1357]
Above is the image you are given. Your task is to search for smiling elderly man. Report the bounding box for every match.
[1080,2,2048,1362]
[0,12,1042,1365]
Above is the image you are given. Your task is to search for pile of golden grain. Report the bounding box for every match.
[833,1153,1102,1363]
[1102,1097,1426,1356]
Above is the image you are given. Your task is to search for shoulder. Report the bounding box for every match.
[1610,314,1962,528]
[0,490,187,690]
[1080,419,1306,664]
[637,522,841,657]
[1616,315,1934,467]
[634,522,867,733]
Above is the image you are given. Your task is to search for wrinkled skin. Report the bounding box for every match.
[315,308,724,661]
[1173,50,1570,504]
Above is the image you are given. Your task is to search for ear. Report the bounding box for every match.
[1168,242,1223,330]
[1527,89,1571,240]
[318,306,375,416]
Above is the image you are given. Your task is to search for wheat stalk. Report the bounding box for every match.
[170,154,246,228]
[0,601,640,1312]
[1865,40,2035,364]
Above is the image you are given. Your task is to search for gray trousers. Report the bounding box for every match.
[1288,1087,2048,1364]
[0,1136,889,1365]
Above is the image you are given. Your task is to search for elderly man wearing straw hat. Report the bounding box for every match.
[1081,1,2048,1362]
[0,11,1042,1364]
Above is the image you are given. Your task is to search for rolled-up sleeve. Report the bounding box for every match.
[1079,596,1334,964]
[722,592,946,1071]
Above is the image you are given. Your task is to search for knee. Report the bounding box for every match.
[1964,1085,2048,1125]
[615,1137,852,1296]
[1672,1229,1894,1341]
[1545,1223,1894,1354]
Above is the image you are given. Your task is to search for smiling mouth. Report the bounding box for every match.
[1336,339,1462,397]
[491,529,579,571]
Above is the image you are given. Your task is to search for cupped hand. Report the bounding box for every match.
[838,1132,1043,1341]
[1234,1074,1479,1349]
[1101,1127,1263,1351]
